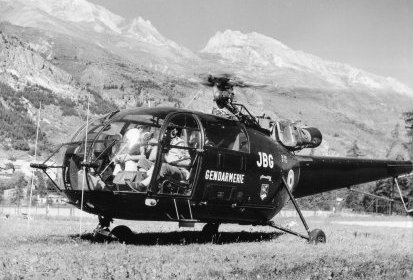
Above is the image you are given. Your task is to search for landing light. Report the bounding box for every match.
[86,202,95,209]
[145,198,157,207]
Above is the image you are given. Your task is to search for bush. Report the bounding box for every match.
[5,162,15,171]
[0,82,42,142]
[12,140,30,151]
[86,88,118,115]
[61,106,78,116]
[8,154,17,161]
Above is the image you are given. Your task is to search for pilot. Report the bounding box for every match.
[187,130,201,158]
[139,126,190,190]
[113,124,151,175]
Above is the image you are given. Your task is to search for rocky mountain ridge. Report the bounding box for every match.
[1,0,411,96]
[201,30,413,96]
[0,0,411,161]
[0,0,196,65]
[0,30,80,97]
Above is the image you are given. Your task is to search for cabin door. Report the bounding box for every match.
[198,116,250,205]
[151,113,202,197]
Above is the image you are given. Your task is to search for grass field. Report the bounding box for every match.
[0,214,412,280]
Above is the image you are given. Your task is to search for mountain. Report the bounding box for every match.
[0,0,197,65]
[198,30,412,159]
[0,30,79,96]
[0,0,411,162]
[201,30,413,96]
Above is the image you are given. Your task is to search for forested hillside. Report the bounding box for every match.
[0,81,119,152]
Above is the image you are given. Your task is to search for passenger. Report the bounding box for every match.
[188,130,201,158]
[136,130,159,171]
[145,129,160,162]
[113,125,150,175]
[188,131,201,149]
[139,126,190,190]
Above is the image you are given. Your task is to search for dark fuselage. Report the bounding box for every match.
[61,107,412,225]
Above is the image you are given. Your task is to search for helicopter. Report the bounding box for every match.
[31,74,413,244]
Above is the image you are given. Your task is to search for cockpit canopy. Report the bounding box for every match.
[62,110,169,192]
[58,107,253,197]
[60,108,250,197]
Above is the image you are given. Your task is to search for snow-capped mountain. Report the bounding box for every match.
[0,0,411,160]
[0,0,410,96]
[0,0,196,62]
[201,30,413,96]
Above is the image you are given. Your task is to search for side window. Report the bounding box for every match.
[238,129,249,152]
[163,114,200,150]
[201,118,249,153]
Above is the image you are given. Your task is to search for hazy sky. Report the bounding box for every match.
[90,0,412,89]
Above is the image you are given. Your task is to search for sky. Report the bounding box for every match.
[90,0,412,89]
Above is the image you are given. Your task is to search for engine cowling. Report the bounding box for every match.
[295,126,322,148]
[275,120,322,150]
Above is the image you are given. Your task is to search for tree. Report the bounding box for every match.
[46,178,56,192]
[34,170,48,196]
[342,140,369,211]
[5,162,14,172]
[403,111,413,159]
[46,196,53,206]
[31,195,39,206]
[10,173,27,207]
[12,139,30,151]
[346,140,364,158]
[364,114,413,214]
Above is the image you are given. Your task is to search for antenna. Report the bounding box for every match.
[28,102,42,227]
[79,93,91,236]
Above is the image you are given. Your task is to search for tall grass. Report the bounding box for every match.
[0,215,412,279]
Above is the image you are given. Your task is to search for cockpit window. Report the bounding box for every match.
[119,114,164,128]
[276,120,296,147]
[70,117,106,143]
[63,112,166,192]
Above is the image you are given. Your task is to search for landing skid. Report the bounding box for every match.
[92,215,133,243]
[92,225,112,242]
[201,223,220,242]
[266,179,326,244]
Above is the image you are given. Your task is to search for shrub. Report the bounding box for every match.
[12,139,30,151]
[8,154,17,161]
[86,88,118,115]
[4,162,15,171]
[61,106,78,116]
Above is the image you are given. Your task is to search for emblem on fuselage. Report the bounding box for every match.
[287,169,295,190]
[260,184,269,200]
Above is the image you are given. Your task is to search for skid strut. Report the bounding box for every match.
[393,176,413,214]
[266,177,325,243]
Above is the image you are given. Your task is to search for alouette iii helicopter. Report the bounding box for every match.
[31,74,413,244]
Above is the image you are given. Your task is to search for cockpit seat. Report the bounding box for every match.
[159,152,199,196]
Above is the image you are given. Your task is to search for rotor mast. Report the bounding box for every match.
[208,75,264,131]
